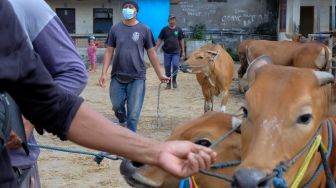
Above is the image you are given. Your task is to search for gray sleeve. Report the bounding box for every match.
[33,17,88,96]
[144,27,156,50]
[0,0,83,140]
[106,26,117,48]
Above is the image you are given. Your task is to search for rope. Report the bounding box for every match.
[199,169,233,182]
[198,125,241,182]
[258,123,324,187]
[211,161,241,169]
[155,68,179,128]
[290,135,322,188]
[28,143,122,165]
[210,125,240,149]
[302,119,333,187]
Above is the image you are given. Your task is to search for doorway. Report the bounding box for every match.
[56,8,76,34]
[300,6,314,37]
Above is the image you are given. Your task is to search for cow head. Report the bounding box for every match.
[180,44,221,74]
[232,55,335,187]
[120,112,242,188]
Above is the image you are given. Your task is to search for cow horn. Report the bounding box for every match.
[313,71,334,85]
[246,55,272,86]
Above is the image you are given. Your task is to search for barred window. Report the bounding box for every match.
[208,0,227,2]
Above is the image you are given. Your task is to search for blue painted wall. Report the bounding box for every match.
[137,0,170,41]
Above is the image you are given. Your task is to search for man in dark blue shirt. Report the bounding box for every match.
[99,0,169,132]
[156,15,185,89]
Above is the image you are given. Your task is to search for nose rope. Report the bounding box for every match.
[155,68,180,128]
[198,124,241,182]
[257,119,334,188]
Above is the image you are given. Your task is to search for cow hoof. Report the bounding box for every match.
[220,106,226,112]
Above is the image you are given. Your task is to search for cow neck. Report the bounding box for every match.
[203,50,220,87]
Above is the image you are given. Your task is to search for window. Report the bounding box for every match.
[93,8,113,34]
[56,8,76,34]
[208,0,227,2]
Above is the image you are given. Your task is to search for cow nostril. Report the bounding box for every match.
[232,168,272,188]
[131,161,144,168]
[120,159,142,177]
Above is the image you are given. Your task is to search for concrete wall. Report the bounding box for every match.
[46,0,123,34]
[170,0,278,34]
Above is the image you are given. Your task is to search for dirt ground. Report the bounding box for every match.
[36,64,244,188]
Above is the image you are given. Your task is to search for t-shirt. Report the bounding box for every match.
[106,22,156,80]
[158,26,184,54]
[9,0,88,96]
[0,1,83,185]
[8,0,88,168]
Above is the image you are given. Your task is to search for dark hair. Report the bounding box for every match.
[122,0,139,11]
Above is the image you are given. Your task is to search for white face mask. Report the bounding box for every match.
[122,8,135,20]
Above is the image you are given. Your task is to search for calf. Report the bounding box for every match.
[180,44,234,112]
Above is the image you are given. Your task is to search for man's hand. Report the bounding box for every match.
[158,74,170,83]
[181,52,186,61]
[157,141,216,178]
[99,74,107,88]
[5,131,22,150]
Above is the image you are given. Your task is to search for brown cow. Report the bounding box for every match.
[237,39,331,92]
[232,56,336,188]
[120,112,241,188]
[180,44,234,112]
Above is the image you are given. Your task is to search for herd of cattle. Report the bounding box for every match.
[120,39,336,187]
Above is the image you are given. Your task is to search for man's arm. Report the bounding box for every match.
[180,39,186,60]
[155,38,163,51]
[99,46,114,88]
[67,103,216,178]
[147,48,170,82]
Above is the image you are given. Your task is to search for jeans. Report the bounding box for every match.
[109,77,145,132]
[163,52,180,78]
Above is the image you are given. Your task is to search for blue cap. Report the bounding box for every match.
[88,35,96,42]
[123,0,139,11]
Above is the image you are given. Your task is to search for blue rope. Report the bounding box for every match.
[273,166,288,188]
[28,143,122,165]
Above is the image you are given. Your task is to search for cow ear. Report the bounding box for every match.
[246,55,272,86]
[232,116,241,129]
[313,71,334,86]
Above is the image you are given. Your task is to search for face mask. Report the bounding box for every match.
[122,8,135,20]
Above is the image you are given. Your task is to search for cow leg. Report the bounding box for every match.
[220,90,230,112]
[210,95,214,111]
[203,91,213,113]
[204,100,211,112]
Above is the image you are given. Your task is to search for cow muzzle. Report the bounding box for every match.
[120,159,161,188]
[231,168,272,188]
[179,63,192,73]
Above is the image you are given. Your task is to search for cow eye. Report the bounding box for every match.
[196,56,204,60]
[297,114,312,125]
[194,138,212,147]
[241,106,248,118]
